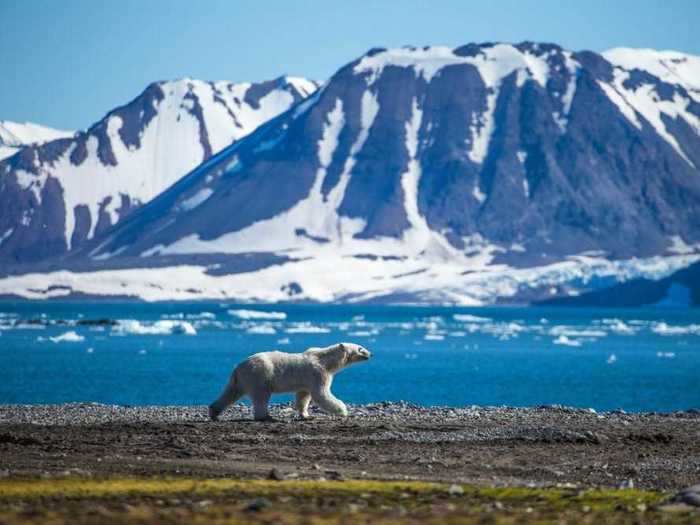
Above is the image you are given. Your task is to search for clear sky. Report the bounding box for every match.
[1,0,698,131]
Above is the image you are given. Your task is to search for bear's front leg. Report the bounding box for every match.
[311,386,348,417]
[296,391,311,419]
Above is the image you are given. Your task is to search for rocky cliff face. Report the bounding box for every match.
[0,76,318,263]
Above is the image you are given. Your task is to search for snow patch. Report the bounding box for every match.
[472,185,486,203]
[667,235,699,255]
[603,48,700,100]
[552,52,579,131]
[0,228,13,246]
[598,66,698,166]
[179,188,213,211]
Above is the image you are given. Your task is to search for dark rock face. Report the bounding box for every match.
[115,83,164,150]
[86,43,700,270]
[0,77,318,263]
[0,174,67,264]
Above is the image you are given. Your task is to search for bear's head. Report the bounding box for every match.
[308,342,372,373]
[338,342,372,365]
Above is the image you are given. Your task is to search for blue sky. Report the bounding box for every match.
[1,0,698,130]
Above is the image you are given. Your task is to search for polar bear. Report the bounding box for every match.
[208,342,371,421]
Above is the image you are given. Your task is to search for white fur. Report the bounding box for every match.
[209,342,371,421]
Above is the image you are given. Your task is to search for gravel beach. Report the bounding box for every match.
[1,403,698,490]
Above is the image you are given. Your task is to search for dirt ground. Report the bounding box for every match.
[1,403,698,491]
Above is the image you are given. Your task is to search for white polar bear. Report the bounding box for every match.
[209,342,371,421]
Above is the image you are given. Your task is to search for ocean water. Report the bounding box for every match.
[0,302,698,412]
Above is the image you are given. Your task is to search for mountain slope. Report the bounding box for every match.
[4,42,700,303]
[0,121,74,161]
[0,76,318,263]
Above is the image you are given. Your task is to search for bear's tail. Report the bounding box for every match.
[208,369,243,421]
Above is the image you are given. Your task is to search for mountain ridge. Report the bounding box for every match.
[2,42,699,304]
[0,120,75,161]
[0,75,319,262]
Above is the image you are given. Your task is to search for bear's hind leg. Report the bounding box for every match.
[251,389,273,421]
[296,391,311,419]
[209,375,244,421]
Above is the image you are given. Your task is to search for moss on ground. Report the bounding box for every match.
[0,477,696,524]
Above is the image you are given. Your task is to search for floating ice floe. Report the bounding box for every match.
[228,309,287,320]
[424,333,445,341]
[49,331,84,343]
[656,351,676,358]
[246,324,277,335]
[549,326,607,338]
[553,335,582,347]
[348,330,374,337]
[163,312,216,320]
[277,337,291,345]
[651,322,700,336]
[607,354,618,364]
[453,314,491,323]
[601,318,636,335]
[478,321,526,339]
[285,323,330,334]
[112,320,197,336]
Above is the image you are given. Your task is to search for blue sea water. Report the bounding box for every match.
[0,302,698,412]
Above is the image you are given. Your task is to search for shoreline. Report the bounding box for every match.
[1,401,699,424]
[1,403,698,491]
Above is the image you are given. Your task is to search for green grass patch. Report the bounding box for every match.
[0,477,695,525]
[0,478,441,500]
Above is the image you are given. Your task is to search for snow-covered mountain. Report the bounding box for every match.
[2,42,700,304]
[0,121,74,161]
[0,76,319,262]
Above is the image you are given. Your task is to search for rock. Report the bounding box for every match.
[324,470,345,481]
[618,479,635,489]
[448,484,464,496]
[245,497,272,512]
[659,503,696,513]
[673,485,700,507]
[267,468,284,481]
